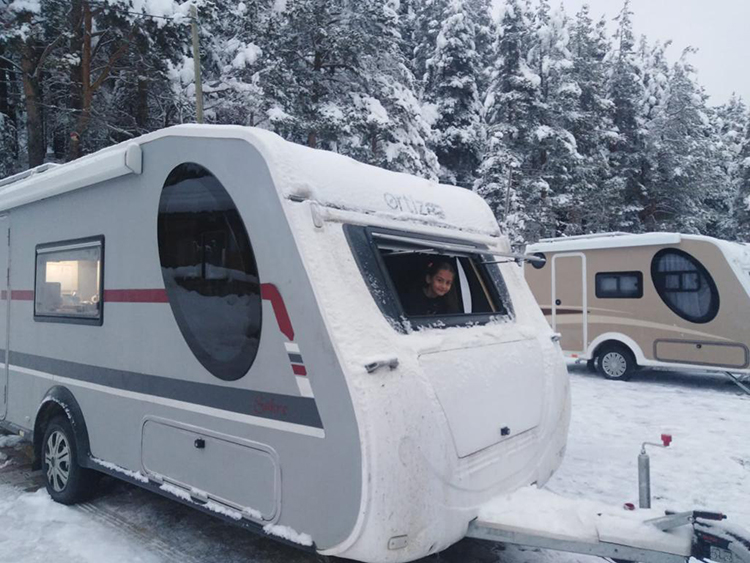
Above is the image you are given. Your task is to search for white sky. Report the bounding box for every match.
[497,0,750,106]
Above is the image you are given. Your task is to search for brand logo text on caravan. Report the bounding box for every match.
[384,193,446,219]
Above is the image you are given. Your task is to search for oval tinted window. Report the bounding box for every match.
[651,248,719,324]
[158,163,261,381]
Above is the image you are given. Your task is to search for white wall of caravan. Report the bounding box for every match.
[3,134,366,551]
[280,200,570,561]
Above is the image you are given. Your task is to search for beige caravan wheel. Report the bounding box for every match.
[596,344,635,381]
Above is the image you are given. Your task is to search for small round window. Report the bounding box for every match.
[530,252,547,269]
[158,163,261,381]
[651,248,719,324]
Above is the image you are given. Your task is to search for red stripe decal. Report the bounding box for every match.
[291,364,307,376]
[5,284,297,347]
[260,283,294,341]
[104,289,169,303]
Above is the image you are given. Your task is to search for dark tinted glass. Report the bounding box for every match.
[158,163,261,381]
[651,248,719,324]
[595,271,643,298]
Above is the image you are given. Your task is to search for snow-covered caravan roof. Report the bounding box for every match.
[0,125,501,237]
[526,231,747,256]
[526,232,683,253]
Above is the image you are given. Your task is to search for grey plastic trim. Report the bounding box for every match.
[4,349,323,428]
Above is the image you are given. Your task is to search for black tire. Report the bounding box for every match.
[42,416,97,505]
[586,359,597,373]
[596,344,636,381]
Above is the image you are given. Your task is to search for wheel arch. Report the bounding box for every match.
[33,386,92,471]
[587,333,645,365]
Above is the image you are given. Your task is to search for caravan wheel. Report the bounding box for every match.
[42,416,97,505]
[596,344,635,381]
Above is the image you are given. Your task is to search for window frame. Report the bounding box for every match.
[650,247,720,324]
[34,235,105,326]
[344,224,513,332]
[595,270,644,299]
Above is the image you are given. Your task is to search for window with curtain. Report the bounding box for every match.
[595,271,643,298]
[651,248,719,323]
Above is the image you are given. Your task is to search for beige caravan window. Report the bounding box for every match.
[595,271,643,299]
[651,248,719,324]
[35,237,103,325]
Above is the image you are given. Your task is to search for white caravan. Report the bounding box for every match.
[0,127,747,563]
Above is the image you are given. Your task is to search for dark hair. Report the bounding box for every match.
[427,260,456,277]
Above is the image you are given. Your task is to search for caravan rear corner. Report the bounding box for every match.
[0,125,570,563]
[524,233,750,380]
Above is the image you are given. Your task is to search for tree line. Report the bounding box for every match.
[1,0,748,244]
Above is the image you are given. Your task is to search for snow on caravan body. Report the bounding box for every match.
[0,125,570,561]
[524,232,750,381]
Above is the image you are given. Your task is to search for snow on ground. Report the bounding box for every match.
[0,487,162,563]
[0,365,747,563]
[551,363,749,528]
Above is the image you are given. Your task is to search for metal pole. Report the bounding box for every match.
[638,435,672,509]
[504,166,512,221]
[190,5,204,124]
[638,448,651,509]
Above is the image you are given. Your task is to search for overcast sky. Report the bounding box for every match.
[499,0,750,106]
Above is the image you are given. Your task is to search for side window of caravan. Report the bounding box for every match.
[345,226,512,330]
[651,248,719,324]
[34,237,103,325]
[158,163,262,381]
[595,271,643,299]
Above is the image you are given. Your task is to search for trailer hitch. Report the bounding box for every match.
[694,516,750,563]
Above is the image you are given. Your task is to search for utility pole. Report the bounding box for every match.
[190,5,204,124]
[504,165,513,220]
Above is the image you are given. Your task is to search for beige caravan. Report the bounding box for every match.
[524,232,750,380]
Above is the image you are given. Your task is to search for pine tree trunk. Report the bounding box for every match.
[136,77,149,129]
[68,1,92,161]
[68,0,83,156]
[20,42,46,167]
[0,46,18,159]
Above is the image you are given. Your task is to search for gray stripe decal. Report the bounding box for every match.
[6,350,323,429]
[287,353,304,364]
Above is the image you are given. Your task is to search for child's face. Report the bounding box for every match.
[426,269,454,297]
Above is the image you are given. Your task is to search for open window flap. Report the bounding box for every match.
[371,232,482,256]
[371,232,540,265]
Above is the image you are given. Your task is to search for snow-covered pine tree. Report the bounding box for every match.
[633,37,672,230]
[566,7,615,234]
[0,0,57,167]
[192,0,272,126]
[605,0,645,231]
[249,0,437,178]
[349,0,439,179]
[710,95,748,239]
[422,0,485,188]
[650,51,715,234]
[734,110,750,241]
[527,1,580,238]
[478,0,540,246]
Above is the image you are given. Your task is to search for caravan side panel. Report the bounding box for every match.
[3,135,363,549]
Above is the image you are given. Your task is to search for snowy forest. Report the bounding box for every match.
[1,0,749,245]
